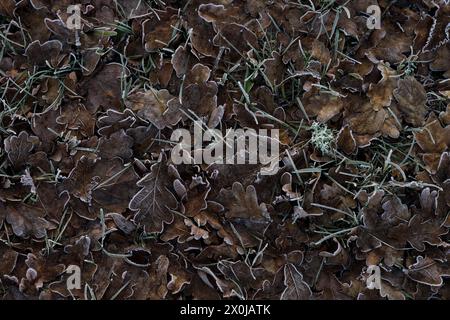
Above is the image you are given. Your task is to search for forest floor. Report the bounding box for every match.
[0,0,450,300]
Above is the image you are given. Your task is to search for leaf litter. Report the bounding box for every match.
[0,0,450,300]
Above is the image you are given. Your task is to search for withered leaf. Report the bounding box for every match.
[84,63,129,113]
[305,93,344,123]
[424,4,450,51]
[65,156,101,204]
[0,243,18,276]
[430,44,450,78]
[393,76,427,127]
[25,40,62,67]
[404,256,447,287]
[129,153,181,233]
[125,89,180,129]
[414,116,450,153]
[6,203,50,239]
[142,8,179,52]
[403,215,447,251]
[56,103,95,138]
[281,263,312,300]
[97,108,136,137]
[107,213,136,235]
[0,0,15,17]
[368,63,398,110]
[4,131,39,170]
[336,125,357,155]
[220,182,270,222]
[98,129,134,160]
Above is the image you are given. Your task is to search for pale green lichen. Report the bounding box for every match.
[310,122,335,156]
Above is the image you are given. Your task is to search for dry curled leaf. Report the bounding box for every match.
[404,256,447,287]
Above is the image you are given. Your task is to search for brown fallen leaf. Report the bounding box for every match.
[393,76,427,127]
[129,153,181,233]
[5,203,51,239]
[125,88,180,129]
